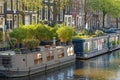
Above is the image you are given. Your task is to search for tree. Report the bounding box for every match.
[87,0,120,28]
[46,0,69,25]
[20,0,42,24]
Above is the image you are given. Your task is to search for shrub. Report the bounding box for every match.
[36,24,51,41]
[9,27,26,43]
[23,39,40,49]
[9,38,17,49]
[95,30,104,36]
[57,26,74,42]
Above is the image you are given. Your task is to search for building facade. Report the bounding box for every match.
[0,0,119,33]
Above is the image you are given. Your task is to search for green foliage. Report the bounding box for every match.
[23,39,40,49]
[87,0,120,27]
[111,41,116,46]
[0,31,3,42]
[14,48,20,52]
[57,25,74,42]
[117,40,120,44]
[9,27,26,43]
[35,24,51,41]
[95,30,104,36]
[9,38,17,49]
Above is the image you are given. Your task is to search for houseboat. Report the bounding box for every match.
[0,46,76,77]
[72,33,120,59]
[72,36,109,59]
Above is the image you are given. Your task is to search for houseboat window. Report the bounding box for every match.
[34,53,42,64]
[84,42,89,52]
[2,57,11,68]
[98,39,102,50]
[93,40,97,49]
[58,49,64,58]
[67,47,74,56]
[47,51,54,61]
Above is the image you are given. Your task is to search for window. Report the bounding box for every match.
[7,14,13,30]
[32,14,37,24]
[0,5,3,14]
[58,49,64,58]
[18,0,22,11]
[0,17,4,26]
[67,47,74,56]
[2,57,11,68]
[39,8,42,20]
[44,0,48,2]
[47,50,54,61]
[60,9,63,21]
[50,6,53,21]
[25,15,30,25]
[44,6,48,21]
[93,40,97,49]
[14,15,17,28]
[34,53,42,64]
[7,1,12,10]
[13,0,17,11]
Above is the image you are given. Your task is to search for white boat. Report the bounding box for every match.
[0,46,76,77]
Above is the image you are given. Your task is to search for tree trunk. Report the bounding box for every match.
[103,13,105,28]
[116,18,118,28]
[84,0,87,30]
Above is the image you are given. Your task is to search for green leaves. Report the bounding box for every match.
[57,25,74,42]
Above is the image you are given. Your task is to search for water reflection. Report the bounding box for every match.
[75,50,120,80]
[1,50,120,80]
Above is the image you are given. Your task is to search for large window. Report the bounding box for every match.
[2,57,11,68]
[47,50,54,61]
[93,40,97,49]
[7,14,13,30]
[34,53,42,64]
[67,47,74,56]
[58,49,64,58]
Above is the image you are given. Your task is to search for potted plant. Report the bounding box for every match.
[14,48,21,54]
[23,39,40,52]
[9,38,17,50]
[56,26,74,43]
[9,27,26,48]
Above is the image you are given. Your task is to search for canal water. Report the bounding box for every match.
[1,50,120,80]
